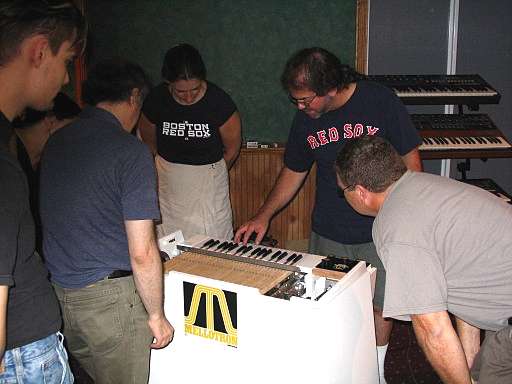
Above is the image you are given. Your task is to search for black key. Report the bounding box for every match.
[208,240,220,249]
[290,254,303,265]
[269,251,281,261]
[258,249,272,259]
[214,241,228,251]
[256,248,267,257]
[285,253,297,264]
[241,245,253,255]
[250,247,261,257]
[202,239,215,248]
[227,243,238,252]
[235,245,247,254]
[275,253,287,262]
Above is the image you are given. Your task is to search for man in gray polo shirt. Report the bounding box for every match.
[335,136,512,384]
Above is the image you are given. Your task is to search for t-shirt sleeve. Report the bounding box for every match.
[284,113,315,172]
[142,85,164,124]
[379,243,448,321]
[383,91,422,156]
[120,143,160,221]
[213,85,237,126]
[0,161,22,287]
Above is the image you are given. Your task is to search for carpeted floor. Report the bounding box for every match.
[386,320,442,384]
[71,319,442,383]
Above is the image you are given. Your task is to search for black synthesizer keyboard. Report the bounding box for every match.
[459,179,512,205]
[411,114,512,159]
[367,74,500,106]
[412,113,497,131]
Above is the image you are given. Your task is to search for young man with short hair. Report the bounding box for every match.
[0,1,86,382]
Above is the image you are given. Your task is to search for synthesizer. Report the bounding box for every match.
[459,178,512,205]
[368,74,500,106]
[412,114,512,159]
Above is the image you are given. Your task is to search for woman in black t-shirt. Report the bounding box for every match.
[138,44,241,240]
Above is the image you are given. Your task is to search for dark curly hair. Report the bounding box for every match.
[335,136,406,193]
[280,47,363,95]
[82,58,152,106]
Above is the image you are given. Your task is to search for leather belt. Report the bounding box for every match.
[106,270,132,279]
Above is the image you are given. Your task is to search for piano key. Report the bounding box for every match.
[240,245,253,255]
[227,243,238,251]
[269,251,281,261]
[419,136,511,151]
[289,255,303,265]
[207,240,220,249]
[234,245,247,254]
[201,239,215,249]
[285,253,297,264]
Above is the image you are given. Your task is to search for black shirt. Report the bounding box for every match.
[284,81,422,244]
[142,81,237,165]
[0,111,60,349]
[16,137,43,256]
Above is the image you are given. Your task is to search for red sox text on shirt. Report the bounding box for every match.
[306,123,379,149]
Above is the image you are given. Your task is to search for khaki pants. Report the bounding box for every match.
[53,277,153,384]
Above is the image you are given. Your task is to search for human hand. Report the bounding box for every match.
[148,315,174,349]
[234,215,269,245]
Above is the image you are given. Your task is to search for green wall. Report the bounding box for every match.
[88,0,357,142]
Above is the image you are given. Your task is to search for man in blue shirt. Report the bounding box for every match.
[40,59,174,383]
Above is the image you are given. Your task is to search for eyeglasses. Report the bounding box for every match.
[336,184,354,198]
[288,93,317,108]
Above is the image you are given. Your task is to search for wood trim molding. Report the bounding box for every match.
[355,0,369,74]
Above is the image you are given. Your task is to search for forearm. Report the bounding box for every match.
[402,148,422,171]
[137,113,157,155]
[223,145,240,169]
[413,316,472,383]
[455,317,481,369]
[131,245,165,320]
[256,167,307,220]
[0,286,8,360]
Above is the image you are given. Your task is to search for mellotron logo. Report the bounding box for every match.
[183,282,237,347]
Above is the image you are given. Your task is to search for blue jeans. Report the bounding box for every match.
[0,332,73,384]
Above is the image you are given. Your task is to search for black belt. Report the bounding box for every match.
[106,270,132,279]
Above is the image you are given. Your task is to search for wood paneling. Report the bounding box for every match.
[229,148,316,247]
[356,0,369,73]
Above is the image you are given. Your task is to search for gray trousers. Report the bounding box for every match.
[472,325,512,384]
[53,276,153,384]
[309,231,386,309]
